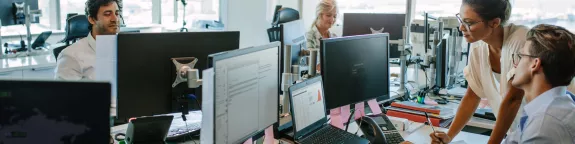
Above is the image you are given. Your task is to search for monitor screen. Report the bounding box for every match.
[320,34,390,110]
[212,42,279,144]
[291,77,325,132]
[0,81,110,144]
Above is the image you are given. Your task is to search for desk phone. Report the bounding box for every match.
[357,114,405,144]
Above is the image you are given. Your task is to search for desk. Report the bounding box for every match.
[403,124,489,144]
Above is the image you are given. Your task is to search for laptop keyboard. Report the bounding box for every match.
[384,131,405,144]
[299,126,357,144]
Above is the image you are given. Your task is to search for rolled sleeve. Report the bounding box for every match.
[55,50,83,80]
[463,44,485,99]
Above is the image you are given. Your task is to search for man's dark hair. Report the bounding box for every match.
[85,0,122,30]
[527,24,575,87]
[462,0,512,26]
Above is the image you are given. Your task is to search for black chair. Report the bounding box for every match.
[53,14,90,59]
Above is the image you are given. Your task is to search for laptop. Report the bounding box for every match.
[289,76,369,144]
[0,80,111,144]
[31,31,52,49]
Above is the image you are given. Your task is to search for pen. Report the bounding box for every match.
[424,112,436,132]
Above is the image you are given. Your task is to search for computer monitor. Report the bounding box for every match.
[435,36,450,88]
[320,33,390,110]
[342,13,405,58]
[116,31,240,122]
[0,80,111,143]
[210,42,280,143]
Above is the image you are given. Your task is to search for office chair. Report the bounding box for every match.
[267,6,300,42]
[53,15,90,59]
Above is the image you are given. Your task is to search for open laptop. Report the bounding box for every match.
[0,80,111,144]
[289,76,369,144]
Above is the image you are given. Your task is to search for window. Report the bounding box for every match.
[38,0,51,28]
[334,0,462,24]
[161,0,220,29]
[510,0,575,31]
[123,0,153,26]
[60,0,86,29]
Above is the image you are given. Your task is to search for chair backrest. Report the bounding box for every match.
[53,45,67,59]
[54,14,89,60]
[62,15,90,43]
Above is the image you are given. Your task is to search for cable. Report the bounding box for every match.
[345,109,356,132]
[354,117,364,135]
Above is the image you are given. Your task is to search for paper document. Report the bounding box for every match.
[264,126,275,144]
[200,68,214,144]
[95,35,118,116]
[367,99,382,115]
[329,108,344,129]
[354,102,366,120]
[450,140,467,144]
[341,105,351,123]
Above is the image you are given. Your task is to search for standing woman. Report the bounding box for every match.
[306,0,338,71]
[425,0,572,143]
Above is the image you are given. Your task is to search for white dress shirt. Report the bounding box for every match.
[55,32,96,80]
[504,86,575,144]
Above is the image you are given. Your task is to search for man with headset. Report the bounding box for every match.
[55,0,122,80]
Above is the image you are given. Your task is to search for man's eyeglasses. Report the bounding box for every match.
[456,13,483,31]
[512,53,538,65]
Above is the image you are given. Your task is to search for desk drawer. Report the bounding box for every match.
[0,70,23,79]
[23,66,55,80]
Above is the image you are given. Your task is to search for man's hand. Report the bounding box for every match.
[430,131,452,144]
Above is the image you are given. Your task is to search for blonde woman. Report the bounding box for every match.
[305,0,338,72]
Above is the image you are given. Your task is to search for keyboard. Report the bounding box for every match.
[162,111,203,141]
[299,126,357,144]
[166,122,201,141]
[383,131,405,144]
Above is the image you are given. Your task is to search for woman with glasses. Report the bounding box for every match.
[424,0,570,143]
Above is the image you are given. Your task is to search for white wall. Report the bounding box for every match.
[221,0,270,48]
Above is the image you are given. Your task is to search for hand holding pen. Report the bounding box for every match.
[425,112,452,144]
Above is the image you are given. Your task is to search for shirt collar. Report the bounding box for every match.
[523,86,568,116]
[87,32,96,51]
[312,25,337,39]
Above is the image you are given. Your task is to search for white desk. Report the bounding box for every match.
[403,124,489,144]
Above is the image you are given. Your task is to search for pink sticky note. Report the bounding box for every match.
[354,102,365,120]
[243,138,253,144]
[367,99,382,115]
[264,126,274,144]
[341,105,351,124]
[424,97,438,105]
[329,108,344,129]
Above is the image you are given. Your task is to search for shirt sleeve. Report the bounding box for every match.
[55,49,83,80]
[521,114,571,144]
[306,31,318,50]
[463,43,486,98]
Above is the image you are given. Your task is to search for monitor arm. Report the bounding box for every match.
[171,57,202,88]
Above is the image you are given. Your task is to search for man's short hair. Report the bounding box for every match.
[85,0,122,30]
[526,24,575,87]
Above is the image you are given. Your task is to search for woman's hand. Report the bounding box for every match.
[430,131,452,144]
[399,141,414,144]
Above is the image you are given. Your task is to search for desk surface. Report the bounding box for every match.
[404,124,489,144]
[0,53,56,72]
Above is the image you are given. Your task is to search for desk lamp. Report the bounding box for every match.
[171,57,202,122]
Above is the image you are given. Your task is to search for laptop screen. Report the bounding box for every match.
[290,77,326,134]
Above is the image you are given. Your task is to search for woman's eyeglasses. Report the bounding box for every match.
[456,13,483,31]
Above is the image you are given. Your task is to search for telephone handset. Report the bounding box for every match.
[357,114,405,144]
[357,115,387,144]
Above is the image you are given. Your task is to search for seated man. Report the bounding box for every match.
[504,24,575,143]
[55,0,121,80]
